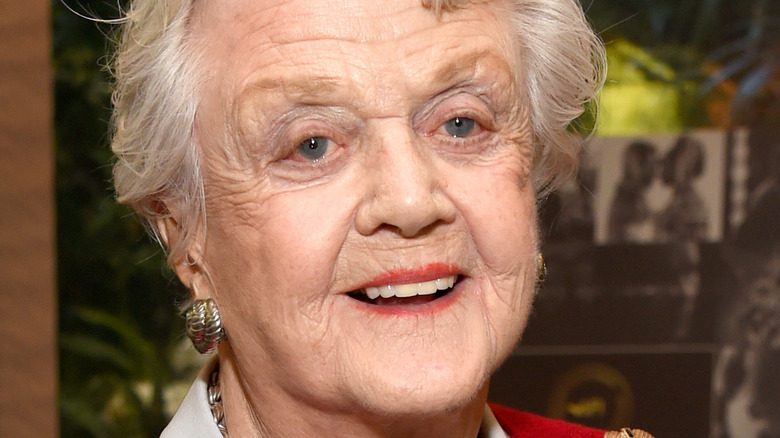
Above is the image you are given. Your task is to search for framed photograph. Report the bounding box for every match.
[530,130,732,345]
[588,130,728,245]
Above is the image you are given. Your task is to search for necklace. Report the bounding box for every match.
[208,363,228,437]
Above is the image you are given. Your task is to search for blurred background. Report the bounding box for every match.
[0,0,778,436]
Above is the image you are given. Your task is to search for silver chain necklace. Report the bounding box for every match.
[208,364,229,437]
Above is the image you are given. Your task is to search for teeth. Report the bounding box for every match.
[366,287,381,300]
[363,275,457,300]
[418,280,437,295]
[380,285,395,299]
[394,283,419,298]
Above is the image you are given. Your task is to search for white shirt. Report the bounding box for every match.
[161,359,508,438]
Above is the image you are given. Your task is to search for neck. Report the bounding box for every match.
[216,345,489,438]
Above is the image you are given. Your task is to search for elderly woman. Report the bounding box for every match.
[110,0,652,436]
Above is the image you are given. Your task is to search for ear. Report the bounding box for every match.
[155,200,209,299]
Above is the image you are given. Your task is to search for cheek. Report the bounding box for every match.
[450,158,537,272]
[203,178,356,333]
[446,156,537,349]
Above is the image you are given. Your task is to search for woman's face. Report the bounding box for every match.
[189,0,538,418]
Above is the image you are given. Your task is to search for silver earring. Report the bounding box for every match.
[185,298,226,354]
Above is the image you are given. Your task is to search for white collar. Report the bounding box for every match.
[161,358,507,438]
[481,403,510,438]
[160,357,222,438]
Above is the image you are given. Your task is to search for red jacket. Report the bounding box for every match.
[490,404,605,438]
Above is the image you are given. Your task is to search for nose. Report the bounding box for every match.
[354,121,456,237]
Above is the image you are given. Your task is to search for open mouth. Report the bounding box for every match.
[347,275,460,306]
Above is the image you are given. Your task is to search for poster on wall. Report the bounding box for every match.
[527,129,730,345]
[520,128,779,437]
[709,128,780,438]
[490,351,712,438]
[590,130,727,245]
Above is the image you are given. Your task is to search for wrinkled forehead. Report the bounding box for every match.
[191,0,494,38]
[189,0,517,70]
[193,0,430,41]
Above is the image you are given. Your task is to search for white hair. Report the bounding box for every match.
[110,0,203,261]
[110,0,605,265]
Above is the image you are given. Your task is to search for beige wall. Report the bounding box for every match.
[0,0,58,436]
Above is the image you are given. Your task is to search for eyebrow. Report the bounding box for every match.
[237,46,512,101]
[239,75,345,102]
[231,74,348,143]
[427,48,512,87]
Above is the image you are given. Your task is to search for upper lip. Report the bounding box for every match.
[354,262,461,289]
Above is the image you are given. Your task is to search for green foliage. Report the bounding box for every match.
[53,1,201,436]
[59,308,203,438]
[597,39,696,135]
[584,0,780,128]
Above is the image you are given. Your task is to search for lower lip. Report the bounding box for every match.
[347,279,465,317]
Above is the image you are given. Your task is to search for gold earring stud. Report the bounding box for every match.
[536,253,547,287]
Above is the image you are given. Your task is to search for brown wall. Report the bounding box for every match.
[0,0,58,436]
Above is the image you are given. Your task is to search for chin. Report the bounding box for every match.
[340,335,498,418]
[355,369,490,418]
[329,288,528,419]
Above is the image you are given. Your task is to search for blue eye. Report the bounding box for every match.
[443,117,475,137]
[297,137,330,161]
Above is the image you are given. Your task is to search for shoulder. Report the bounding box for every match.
[488,403,605,438]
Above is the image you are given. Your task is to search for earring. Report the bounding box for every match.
[185,298,226,354]
[536,253,547,287]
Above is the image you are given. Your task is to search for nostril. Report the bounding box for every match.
[355,192,456,238]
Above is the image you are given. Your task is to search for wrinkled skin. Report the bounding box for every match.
[164,0,539,436]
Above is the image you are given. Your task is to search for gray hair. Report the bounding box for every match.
[110,0,605,264]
